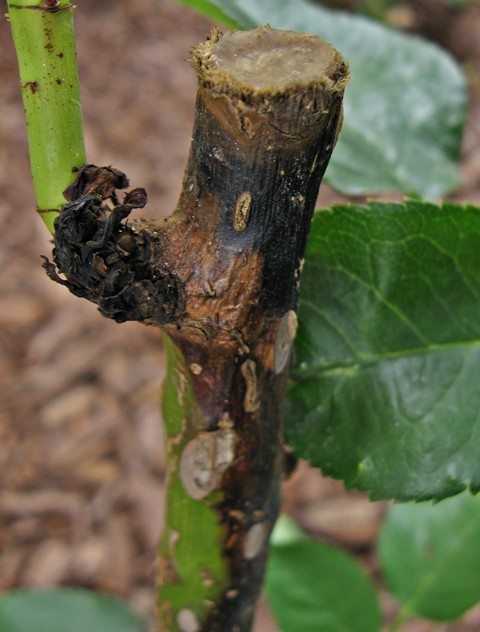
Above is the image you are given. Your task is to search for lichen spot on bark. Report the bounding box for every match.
[180,429,236,500]
[177,609,200,632]
[244,522,268,560]
[233,192,252,232]
[274,310,298,374]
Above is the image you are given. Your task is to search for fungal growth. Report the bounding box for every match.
[43,26,348,632]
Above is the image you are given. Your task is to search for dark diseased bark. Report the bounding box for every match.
[43,26,348,632]
[43,168,184,325]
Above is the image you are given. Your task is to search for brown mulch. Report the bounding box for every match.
[1,1,480,630]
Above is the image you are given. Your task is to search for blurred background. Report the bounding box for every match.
[1,0,480,630]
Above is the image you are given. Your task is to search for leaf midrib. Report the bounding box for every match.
[294,337,480,380]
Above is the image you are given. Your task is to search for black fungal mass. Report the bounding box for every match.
[43,165,183,325]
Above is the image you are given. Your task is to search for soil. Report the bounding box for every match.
[1,1,480,630]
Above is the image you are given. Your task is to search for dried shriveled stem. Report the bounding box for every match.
[43,26,348,632]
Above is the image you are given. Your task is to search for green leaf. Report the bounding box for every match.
[0,589,145,632]
[177,0,466,197]
[447,0,472,7]
[379,493,480,620]
[270,514,307,547]
[266,518,381,632]
[287,200,480,501]
[173,0,240,28]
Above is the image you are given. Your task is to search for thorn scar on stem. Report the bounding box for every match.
[201,569,215,588]
[177,609,200,632]
[241,359,260,413]
[233,192,252,232]
[274,310,298,374]
[180,429,236,500]
[244,522,268,560]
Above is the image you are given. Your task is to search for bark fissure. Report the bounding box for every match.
[43,26,348,632]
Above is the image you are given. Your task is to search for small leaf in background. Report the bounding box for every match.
[359,0,394,21]
[266,516,381,632]
[0,589,146,632]
[177,0,240,27]
[379,493,480,620]
[287,200,480,502]
[447,0,473,7]
[270,514,307,546]
[176,0,466,197]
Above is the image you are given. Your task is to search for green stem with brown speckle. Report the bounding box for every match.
[7,0,86,233]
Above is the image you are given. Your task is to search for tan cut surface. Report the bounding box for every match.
[212,27,343,90]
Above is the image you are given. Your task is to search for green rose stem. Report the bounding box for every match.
[7,0,86,233]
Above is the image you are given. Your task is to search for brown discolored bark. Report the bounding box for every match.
[44,26,348,632]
